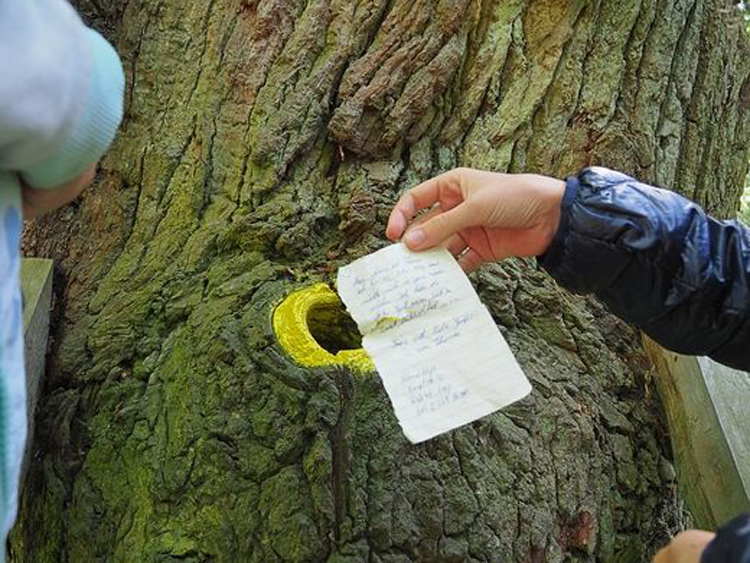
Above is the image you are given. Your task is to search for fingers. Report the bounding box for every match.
[403,204,474,250]
[652,545,667,563]
[409,205,443,229]
[386,170,461,240]
[652,530,716,563]
[458,247,485,272]
[443,233,487,272]
[443,233,467,257]
[388,204,443,245]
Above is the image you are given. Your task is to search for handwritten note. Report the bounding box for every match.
[337,243,531,443]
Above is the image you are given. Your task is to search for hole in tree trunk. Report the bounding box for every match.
[306,302,363,354]
[273,283,373,371]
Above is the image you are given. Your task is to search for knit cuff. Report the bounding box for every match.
[20,29,124,189]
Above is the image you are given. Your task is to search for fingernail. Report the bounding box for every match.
[404,229,425,248]
[389,214,405,238]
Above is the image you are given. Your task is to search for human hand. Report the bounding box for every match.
[386,168,566,271]
[652,530,715,563]
[22,163,97,220]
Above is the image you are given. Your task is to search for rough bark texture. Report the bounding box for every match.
[13,1,750,561]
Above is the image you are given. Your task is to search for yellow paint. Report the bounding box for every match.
[361,315,403,335]
[273,283,374,372]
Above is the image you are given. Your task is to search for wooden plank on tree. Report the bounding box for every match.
[645,338,750,529]
[20,258,53,479]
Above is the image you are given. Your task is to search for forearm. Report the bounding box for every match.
[1,2,124,218]
[21,164,96,220]
[540,167,750,370]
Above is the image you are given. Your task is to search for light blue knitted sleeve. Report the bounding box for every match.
[0,172,25,563]
[20,28,125,189]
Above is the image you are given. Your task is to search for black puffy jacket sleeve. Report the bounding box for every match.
[701,513,750,563]
[540,167,750,371]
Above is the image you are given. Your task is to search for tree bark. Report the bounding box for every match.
[13,1,750,561]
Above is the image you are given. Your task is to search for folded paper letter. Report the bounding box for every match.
[337,243,531,443]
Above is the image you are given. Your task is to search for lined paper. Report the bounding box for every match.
[337,243,531,443]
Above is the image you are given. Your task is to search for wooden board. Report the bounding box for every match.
[20,258,54,479]
[645,338,750,529]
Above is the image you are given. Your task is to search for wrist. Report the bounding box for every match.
[534,174,577,270]
[22,163,96,220]
[527,174,566,253]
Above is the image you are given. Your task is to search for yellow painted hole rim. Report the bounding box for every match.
[273,283,374,372]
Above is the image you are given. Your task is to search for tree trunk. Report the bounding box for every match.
[13,1,750,561]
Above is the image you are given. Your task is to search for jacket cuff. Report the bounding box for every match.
[20,29,124,189]
[537,174,579,273]
[700,513,750,563]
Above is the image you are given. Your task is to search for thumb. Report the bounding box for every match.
[403,204,474,251]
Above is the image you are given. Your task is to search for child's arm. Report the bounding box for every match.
[21,163,96,219]
[0,0,124,216]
